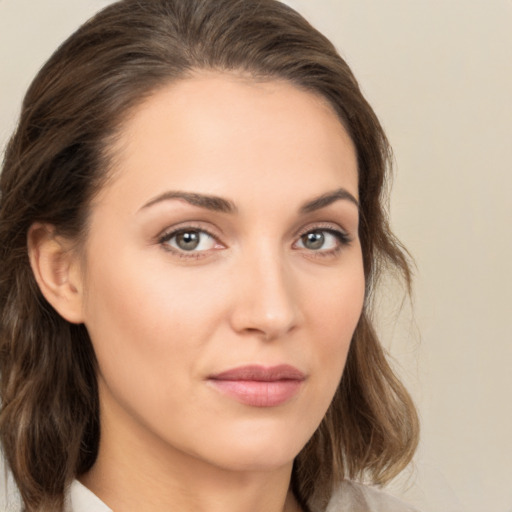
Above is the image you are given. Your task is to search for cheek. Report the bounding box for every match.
[80,246,216,401]
[81,239,251,420]
[83,235,221,338]
[307,258,365,351]
[317,271,364,381]
[81,262,225,453]
[298,253,365,401]
[280,259,364,450]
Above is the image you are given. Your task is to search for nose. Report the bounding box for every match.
[229,247,301,341]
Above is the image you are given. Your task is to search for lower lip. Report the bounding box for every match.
[208,379,303,407]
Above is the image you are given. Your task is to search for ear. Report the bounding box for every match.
[27,223,85,324]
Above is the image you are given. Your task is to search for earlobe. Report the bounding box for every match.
[27,223,85,324]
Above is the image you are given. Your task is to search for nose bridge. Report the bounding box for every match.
[230,238,299,340]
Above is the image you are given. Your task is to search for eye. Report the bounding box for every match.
[294,228,350,253]
[160,228,218,253]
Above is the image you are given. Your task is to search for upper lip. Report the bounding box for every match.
[209,364,306,382]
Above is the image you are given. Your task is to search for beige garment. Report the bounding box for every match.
[325,480,420,512]
[67,479,420,512]
[67,481,424,512]
[1,471,419,512]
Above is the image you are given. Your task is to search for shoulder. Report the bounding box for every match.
[325,480,420,512]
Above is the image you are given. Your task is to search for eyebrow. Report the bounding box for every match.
[299,188,359,213]
[140,187,358,214]
[140,191,237,213]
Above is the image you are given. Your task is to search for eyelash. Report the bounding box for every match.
[158,224,220,260]
[294,225,352,258]
[158,224,352,259]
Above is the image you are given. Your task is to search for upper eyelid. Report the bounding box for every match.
[294,227,352,248]
[294,221,351,239]
[160,228,217,243]
[158,222,348,237]
[157,222,222,242]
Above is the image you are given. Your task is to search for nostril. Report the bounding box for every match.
[233,307,299,341]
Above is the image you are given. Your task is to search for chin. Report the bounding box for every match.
[190,420,312,473]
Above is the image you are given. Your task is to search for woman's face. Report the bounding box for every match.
[78,73,364,473]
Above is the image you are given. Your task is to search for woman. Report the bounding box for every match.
[0,0,419,511]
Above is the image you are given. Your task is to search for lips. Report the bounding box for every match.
[207,365,306,407]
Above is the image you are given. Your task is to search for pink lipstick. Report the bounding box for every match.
[208,365,305,407]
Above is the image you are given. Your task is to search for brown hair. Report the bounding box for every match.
[0,0,419,510]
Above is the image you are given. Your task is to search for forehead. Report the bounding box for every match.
[96,72,358,211]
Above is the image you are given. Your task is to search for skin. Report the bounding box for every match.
[34,73,365,512]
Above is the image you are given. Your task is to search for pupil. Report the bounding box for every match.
[303,231,324,250]
[177,231,200,250]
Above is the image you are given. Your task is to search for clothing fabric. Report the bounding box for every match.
[1,464,419,512]
[65,480,113,512]
[326,480,419,512]
[64,479,419,512]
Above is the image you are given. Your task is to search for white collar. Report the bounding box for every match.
[67,480,112,512]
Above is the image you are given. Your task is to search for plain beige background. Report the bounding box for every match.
[1,1,511,511]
